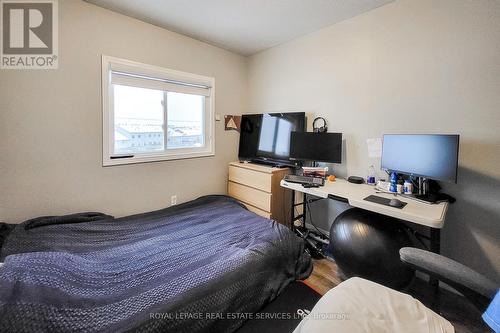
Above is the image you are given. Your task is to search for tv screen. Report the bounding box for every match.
[290,132,342,163]
[381,134,460,183]
[238,112,305,166]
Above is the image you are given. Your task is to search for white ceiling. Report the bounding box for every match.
[85,0,394,56]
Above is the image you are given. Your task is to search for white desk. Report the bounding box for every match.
[280,179,448,229]
[282,178,448,288]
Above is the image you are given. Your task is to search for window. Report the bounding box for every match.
[101,55,215,166]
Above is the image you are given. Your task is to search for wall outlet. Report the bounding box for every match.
[171,195,177,206]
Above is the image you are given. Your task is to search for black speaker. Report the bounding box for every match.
[347,176,364,184]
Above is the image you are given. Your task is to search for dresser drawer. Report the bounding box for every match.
[228,181,271,212]
[241,202,272,219]
[229,165,272,192]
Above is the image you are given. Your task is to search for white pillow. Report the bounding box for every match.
[294,277,454,333]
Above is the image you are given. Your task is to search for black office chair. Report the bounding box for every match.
[399,247,498,313]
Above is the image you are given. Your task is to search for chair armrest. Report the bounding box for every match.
[400,247,498,311]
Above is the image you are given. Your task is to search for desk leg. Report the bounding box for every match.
[303,193,307,229]
[430,228,440,254]
[429,228,441,291]
[290,190,296,231]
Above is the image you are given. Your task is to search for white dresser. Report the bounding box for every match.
[228,161,292,227]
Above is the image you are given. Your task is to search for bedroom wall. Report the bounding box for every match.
[247,0,500,282]
[0,0,247,222]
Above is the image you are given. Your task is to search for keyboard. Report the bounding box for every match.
[284,174,325,186]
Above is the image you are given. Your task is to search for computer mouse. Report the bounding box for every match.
[389,198,404,208]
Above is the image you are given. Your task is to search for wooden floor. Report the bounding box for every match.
[303,258,341,295]
[302,258,491,333]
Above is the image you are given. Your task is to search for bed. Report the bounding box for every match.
[0,195,312,332]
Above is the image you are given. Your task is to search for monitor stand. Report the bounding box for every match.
[415,177,453,204]
[415,177,437,203]
[242,159,290,168]
[414,193,444,204]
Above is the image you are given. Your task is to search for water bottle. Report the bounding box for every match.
[367,165,376,185]
[389,172,398,193]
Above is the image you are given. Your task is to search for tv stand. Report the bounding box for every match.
[241,159,290,169]
[273,164,291,169]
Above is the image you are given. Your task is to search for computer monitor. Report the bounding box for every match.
[381,134,460,183]
[290,132,342,163]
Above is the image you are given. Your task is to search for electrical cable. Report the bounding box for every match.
[305,199,328,238]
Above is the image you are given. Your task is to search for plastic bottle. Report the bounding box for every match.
[367,165,376,185]
[389,172,398,193]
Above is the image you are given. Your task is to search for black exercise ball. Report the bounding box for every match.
[329,208,414,290]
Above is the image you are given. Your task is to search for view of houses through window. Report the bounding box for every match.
[113,85,204,155]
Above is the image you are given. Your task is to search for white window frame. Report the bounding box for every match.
[101,55,215,166]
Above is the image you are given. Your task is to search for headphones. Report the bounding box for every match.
[312,117,328,133]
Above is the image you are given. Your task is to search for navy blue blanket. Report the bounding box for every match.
[0,195,311,332]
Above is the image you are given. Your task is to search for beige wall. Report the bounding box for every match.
[0,0,247,221]
[1,0,499,282]
[248,0,500,282]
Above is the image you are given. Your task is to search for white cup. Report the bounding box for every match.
[404,182,413,195]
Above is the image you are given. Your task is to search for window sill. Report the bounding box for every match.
[102,150,215,166]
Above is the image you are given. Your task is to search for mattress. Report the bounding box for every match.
[0,195,312,332]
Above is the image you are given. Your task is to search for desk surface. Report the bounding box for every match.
[281,179,448,229]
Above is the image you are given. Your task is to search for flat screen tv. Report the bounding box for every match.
[238,112,306,167]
